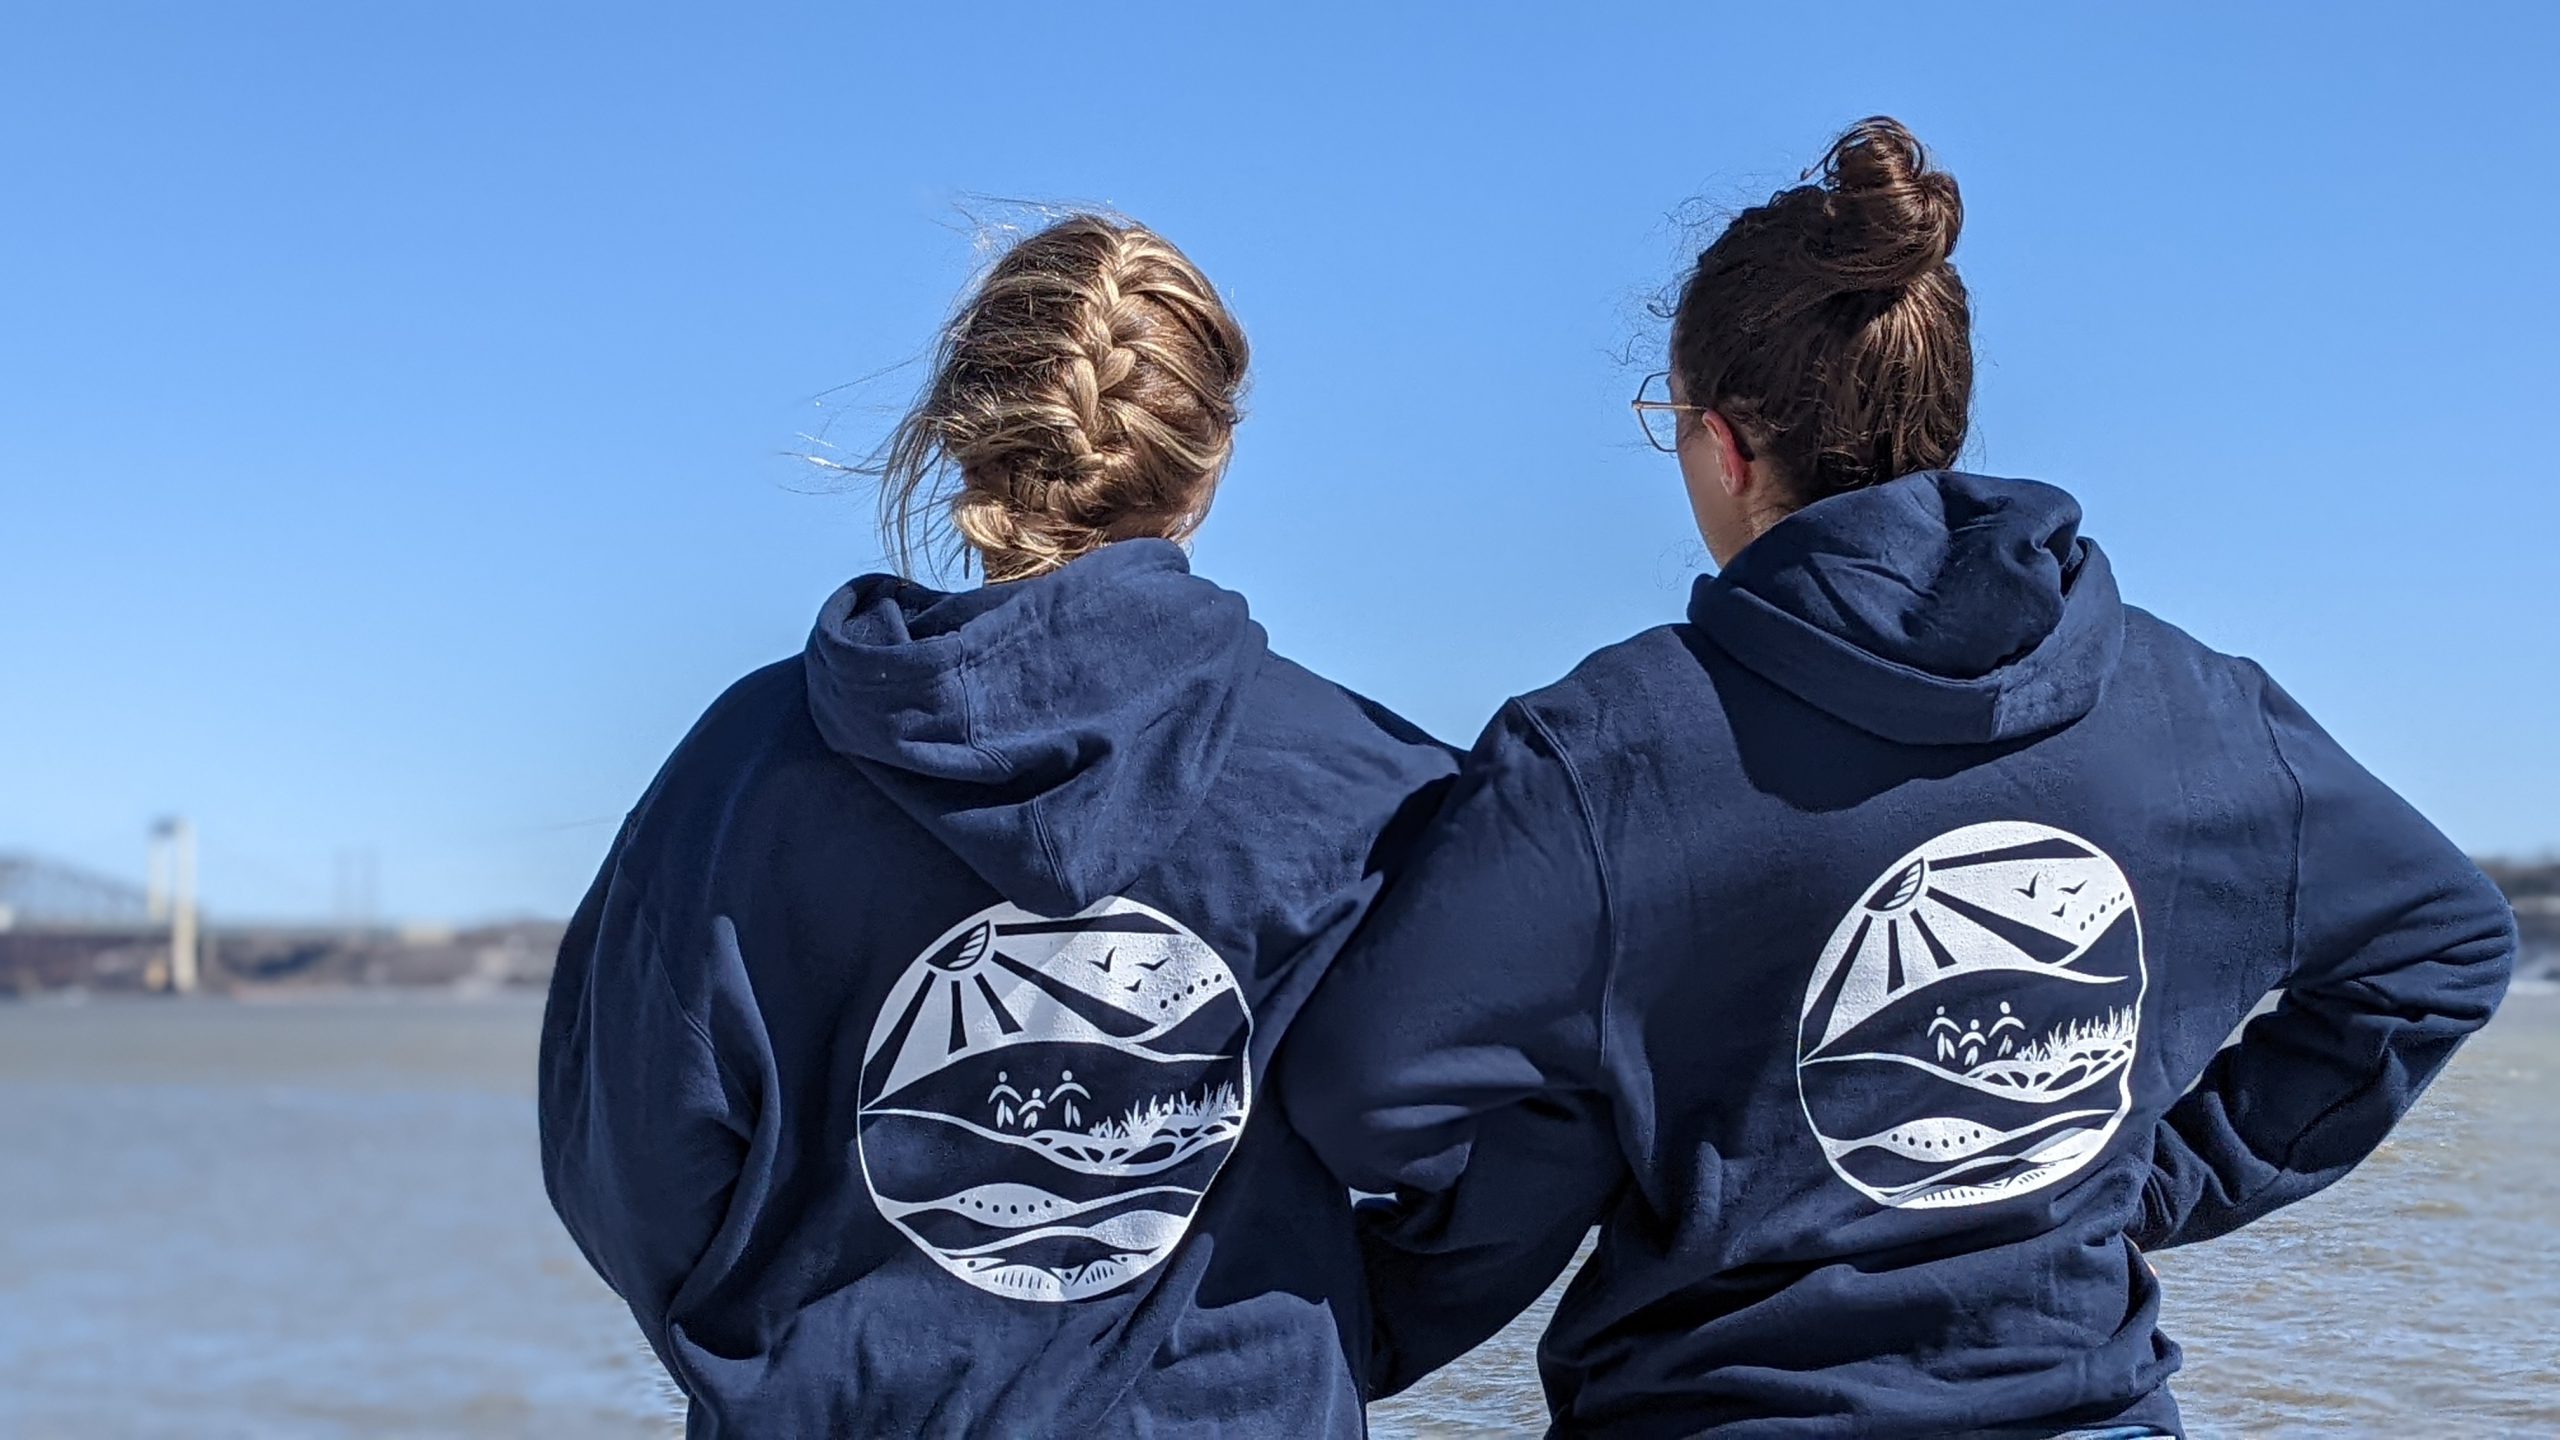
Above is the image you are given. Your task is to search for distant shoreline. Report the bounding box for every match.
[5,860,2555,1000]
[0,919,563,999]
[2,983,551,1007]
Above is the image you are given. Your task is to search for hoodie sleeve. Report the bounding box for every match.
[2133,673,2516,1250]
[537,858,751,1380]
[1280,700,1626,1396]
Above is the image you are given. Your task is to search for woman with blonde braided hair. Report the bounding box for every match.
[541,214,1456,1436]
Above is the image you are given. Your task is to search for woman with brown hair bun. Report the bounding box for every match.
[1286,120,2514,1437]
[540,215,1454,1437]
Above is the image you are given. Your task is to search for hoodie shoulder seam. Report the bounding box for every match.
[2246,660,2308,987]
[2244,657,2312,1202]
[1513,699,1621,1081]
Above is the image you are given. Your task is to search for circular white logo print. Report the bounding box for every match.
[1796,821,2146,1210]
[855,897,1251,1301]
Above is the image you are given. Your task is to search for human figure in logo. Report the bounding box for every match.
[1991,1002,2026,1057]
[1285,116,2516,1440]
[1053,1070,1091,1130]
[987,1070,1021,1129]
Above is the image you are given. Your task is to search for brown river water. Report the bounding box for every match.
[1,988,2552,1437]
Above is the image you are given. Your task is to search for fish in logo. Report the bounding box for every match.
[1796,821,2147,1210]
[855,897,1251,1301]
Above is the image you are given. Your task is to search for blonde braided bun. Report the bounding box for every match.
[878,216,1248,582]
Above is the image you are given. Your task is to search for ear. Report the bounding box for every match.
[1698,410,1756,498]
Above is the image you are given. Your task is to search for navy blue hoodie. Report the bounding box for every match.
[540,540,1455,1437]
[1283,473,2515,1439]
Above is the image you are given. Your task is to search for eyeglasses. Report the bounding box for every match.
[1630,371,1754,459]
[1630,371,1703,453]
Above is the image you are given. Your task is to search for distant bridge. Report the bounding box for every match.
[0,852,155,929]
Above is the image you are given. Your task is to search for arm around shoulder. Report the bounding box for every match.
[1279,699,1627,1393]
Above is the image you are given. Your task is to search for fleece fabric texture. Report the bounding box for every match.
[542,540,1456,1438]
[1284,471,2515,1440]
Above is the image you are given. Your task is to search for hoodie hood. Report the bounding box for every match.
[803,539,1265,916]
[1688,471,2124,745]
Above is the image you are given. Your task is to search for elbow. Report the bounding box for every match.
[1294,1102,1455,1199]
[2396,867,2521,1032]
[2391,881,2520,1039]
[1275,1068,1381,1194]
[2447,867,2520,1024]
[2465,892,2521,1020]
[1279,1067,1468,1199]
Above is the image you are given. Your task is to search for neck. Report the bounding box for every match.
[1706,497,1797,569]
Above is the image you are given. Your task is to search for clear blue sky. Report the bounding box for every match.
[4,4,2553,922]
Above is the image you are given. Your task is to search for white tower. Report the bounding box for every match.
[152,817,198,994]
